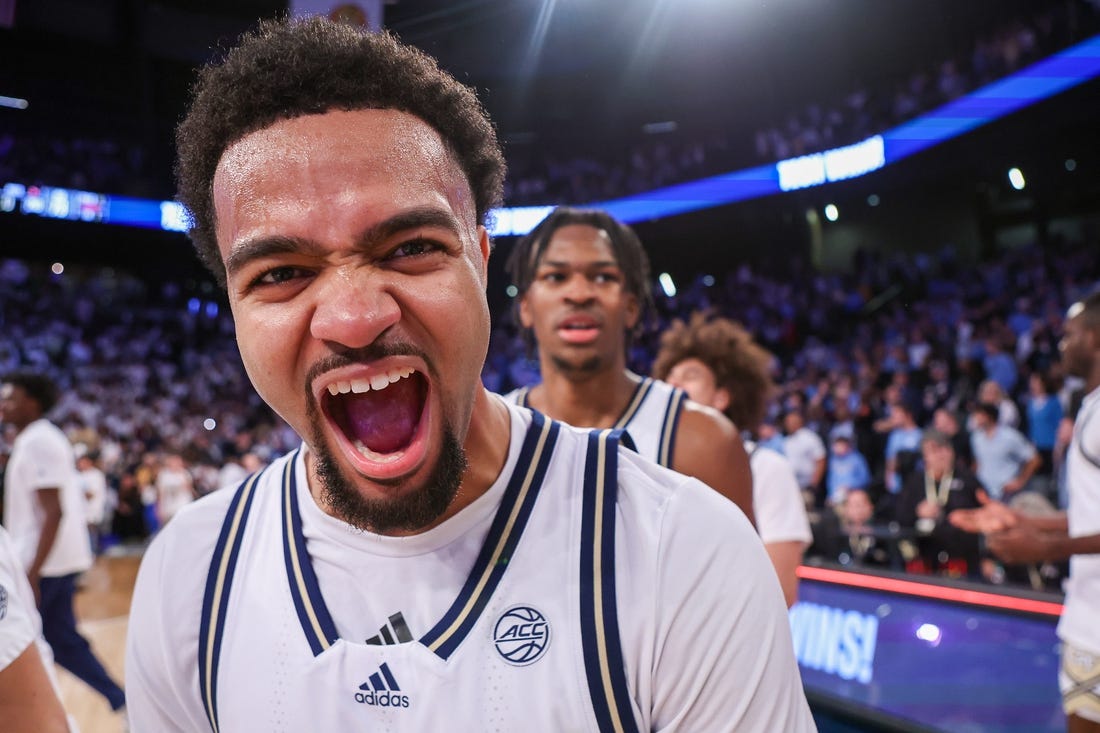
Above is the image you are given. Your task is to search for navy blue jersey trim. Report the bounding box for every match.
[614,377,653,431]
[422,411,559,658]
[199,468,266,733]
[579,430,641,733]
[658,387,687,468]
[281,449,340,656]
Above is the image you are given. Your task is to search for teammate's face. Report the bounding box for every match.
[1060,307,1095,379]
[0,383,39,430]
[212,109,491,534]
[665,358,730,413]
[519,224,638,376]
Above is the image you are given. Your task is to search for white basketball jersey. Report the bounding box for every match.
[1059,386,1100,654]
[199,411,644,732]
[127,402,814,732]
[502,377,686,468]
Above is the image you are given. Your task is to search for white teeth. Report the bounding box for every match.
[325,368,416,397]
[353,439,403,463]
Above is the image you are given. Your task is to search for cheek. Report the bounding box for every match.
[231,305,305,407]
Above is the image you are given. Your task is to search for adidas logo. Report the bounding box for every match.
[354,663,411,708]
[366,612,413,645]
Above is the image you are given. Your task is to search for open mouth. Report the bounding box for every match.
[557,314,601,344]
[322,366,429,465]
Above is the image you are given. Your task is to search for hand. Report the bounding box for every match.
[948,493,1019,534]
[915,500,941,520]
[1002,477,1026,495]
[986,526,1052,564]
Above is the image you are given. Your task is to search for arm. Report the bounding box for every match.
[1001,451,1041,496]
[810,456,826,493]
[0,643,70,733]
[986,520,1095,564]
[766,542,807,608]
[673,403,755,526]
[752,449,810,607]
[28,488,63,603]
[651,480,814,731]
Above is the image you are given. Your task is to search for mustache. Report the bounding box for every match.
[305,342,434,394]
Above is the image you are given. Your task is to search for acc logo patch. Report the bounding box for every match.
[493,605,550,666]
[0,583,7,621]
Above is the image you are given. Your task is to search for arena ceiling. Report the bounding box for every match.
[3,0,1054,148]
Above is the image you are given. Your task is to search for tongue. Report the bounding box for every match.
[342,377,423,454]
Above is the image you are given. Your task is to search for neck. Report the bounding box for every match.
[11,416,37,434]
[530,360,639,430]
[451,388,512,513]
[1086,361,1100,395]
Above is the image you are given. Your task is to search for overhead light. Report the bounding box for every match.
[1065,159,1077,172]
[824,204,839,222]
[0,95,28,110]
[658,272,677,297]
[1008,167,1026,190]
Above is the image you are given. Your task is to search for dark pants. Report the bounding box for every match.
[39,572,126,710]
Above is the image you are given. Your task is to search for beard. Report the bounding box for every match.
[550,353,602,377]
[302,344,469,534]
[310,420,468,534]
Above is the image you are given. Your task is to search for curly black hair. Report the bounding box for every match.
[176,16,505,285]
[651,311,775,432]
[504,207,655,354]
[2,371,59,415]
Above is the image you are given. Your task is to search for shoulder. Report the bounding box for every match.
[750,444,794,476]
[615,446,752,534]
[498,387,525,405]
[676,399,738,442]
[19,420,68,449]
[137,483,241,585]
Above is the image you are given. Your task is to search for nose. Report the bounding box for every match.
[309,267,401,350]
[562,273,596,305]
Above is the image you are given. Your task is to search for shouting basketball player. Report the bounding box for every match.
[124,17,812,731]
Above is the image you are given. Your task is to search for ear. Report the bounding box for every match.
[711,387,732,414]
[623,292,640,330]
[476,225,491,283]
[519,291,534,329]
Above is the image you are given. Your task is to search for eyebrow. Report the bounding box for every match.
[223,206,467,279]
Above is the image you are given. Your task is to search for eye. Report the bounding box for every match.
[251,265,312,287]
[389,237,443,259]
[593,271,621,284]
[539,271,567,284]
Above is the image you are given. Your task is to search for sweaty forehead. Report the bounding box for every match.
[212,109,474,237]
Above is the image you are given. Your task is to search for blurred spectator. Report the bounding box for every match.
[895,429,983,578]
[154,453,195,527]
[783,409,827,508]
[75,453,108,555]
[970,402,1042,501]
[825,433,872,508]
[1026,371,1064,482]
[883,402,923,494]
